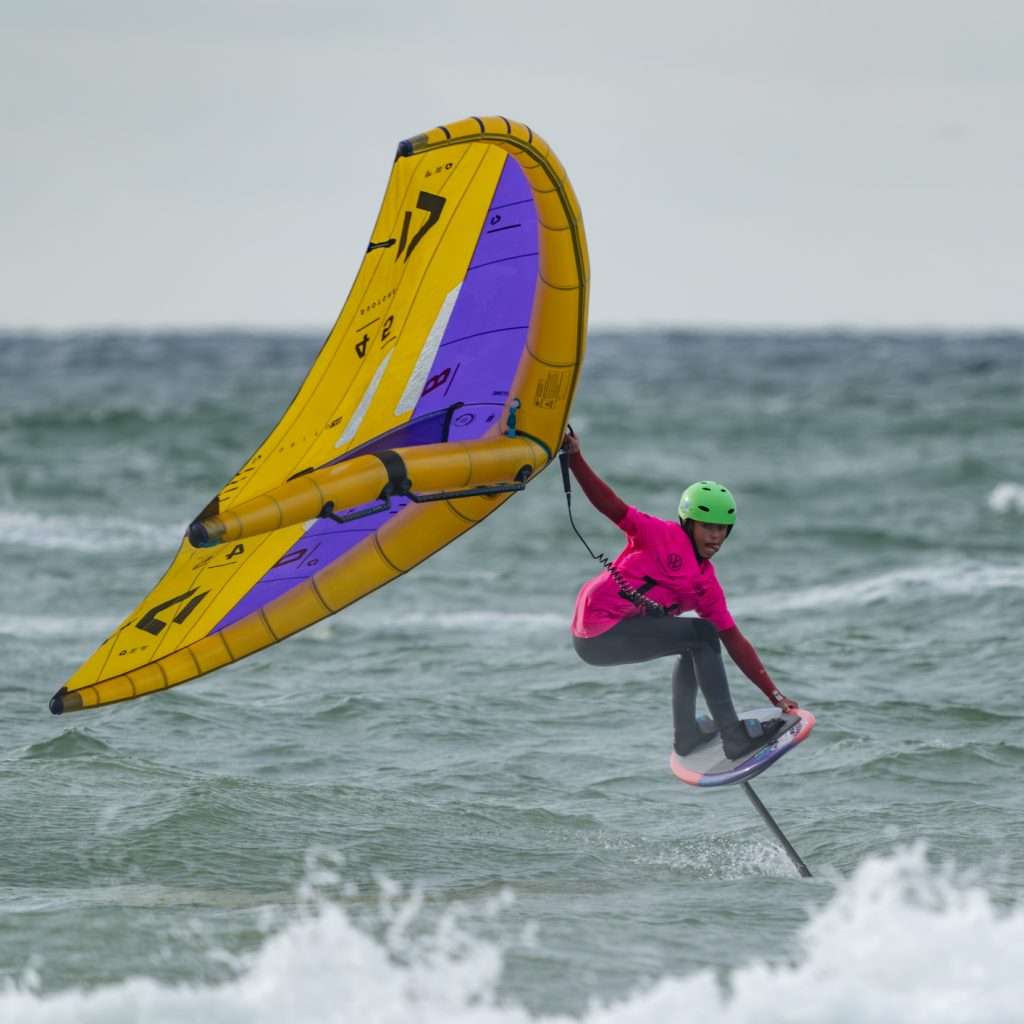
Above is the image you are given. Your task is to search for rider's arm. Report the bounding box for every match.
[566,449,628,525]
[720,625,798,710]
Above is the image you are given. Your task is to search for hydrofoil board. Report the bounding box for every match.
[670,707,815,788]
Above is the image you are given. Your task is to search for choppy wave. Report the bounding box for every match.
[0,614,116,639]
[3,845,1020,1023]
[14,730,115,762]
[308,608,566,638]
[0,509,181,553]
[735,559,1024,617]
[602,833,794,879]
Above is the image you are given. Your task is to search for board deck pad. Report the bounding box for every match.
[670,707,815,788]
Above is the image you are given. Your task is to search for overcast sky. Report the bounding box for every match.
[3,0,1022,329]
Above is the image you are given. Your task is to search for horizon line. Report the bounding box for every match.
[1,321,1022,337]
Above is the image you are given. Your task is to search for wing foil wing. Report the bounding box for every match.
[52,117,589,713]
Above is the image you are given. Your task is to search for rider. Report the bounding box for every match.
[563,432,798,761]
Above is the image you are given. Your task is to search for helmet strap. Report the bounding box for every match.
[680,517,704,563]
[680,517,733,562]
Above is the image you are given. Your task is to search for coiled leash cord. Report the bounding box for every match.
[558,429,669,618]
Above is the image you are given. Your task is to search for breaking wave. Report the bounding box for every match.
[3,845,1020,1023]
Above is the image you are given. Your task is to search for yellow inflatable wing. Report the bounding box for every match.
[50,116,589,715]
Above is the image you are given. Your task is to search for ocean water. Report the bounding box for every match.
[0,328,1022,1022]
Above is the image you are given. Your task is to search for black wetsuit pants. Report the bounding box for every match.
[572,616,740,753]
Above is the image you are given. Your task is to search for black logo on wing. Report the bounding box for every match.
[397,191,446,262]
[137,590,210,636]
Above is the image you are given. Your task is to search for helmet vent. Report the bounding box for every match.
[697,504,710,512]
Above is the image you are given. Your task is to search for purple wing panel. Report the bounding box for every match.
[215,157,538,631]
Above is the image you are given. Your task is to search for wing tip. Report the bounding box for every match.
[396,135,424,158]
[187,519,212,548]
[48,688,83,715]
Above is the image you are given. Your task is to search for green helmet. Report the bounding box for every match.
[678,481,737,525]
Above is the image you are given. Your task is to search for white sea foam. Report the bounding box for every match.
[0,510,180,554]
[308,608,565,639]
[734,560,1024,617]
[988,482,1024,514]
[0,614,114,639]
[388,609,565,631]
[3,845,1022,1023]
